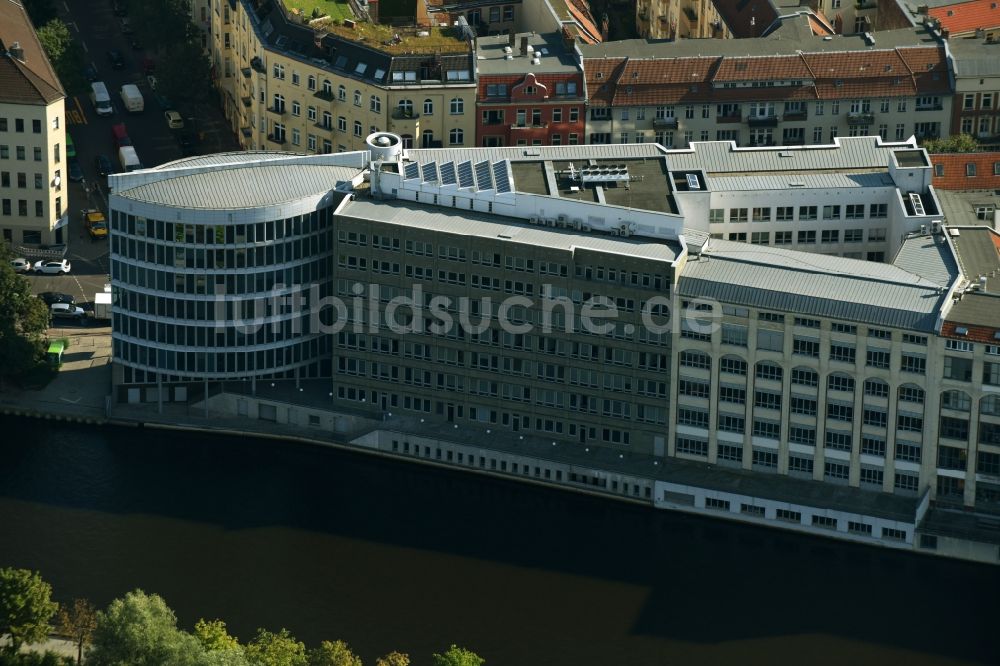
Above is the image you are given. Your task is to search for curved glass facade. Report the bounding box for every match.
[110,205,335,383]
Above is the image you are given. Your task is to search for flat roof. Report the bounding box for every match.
[339,198,683,263]
[476,33,579,75]
[946,292,1000,329]
[950,225,1000,280]
[892,233,961,287]
[936,189,1000,227]
[678,239,949,331]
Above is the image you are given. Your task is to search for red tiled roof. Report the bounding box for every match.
[940,320,1000,343]
[929,0,1000,35]
[931,152,1000,190]
[583,46,947,106]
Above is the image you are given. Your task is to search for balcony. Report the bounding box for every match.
[240,67,251,78]
[747,140,775,147]
[782,136,806,145]
[747,115,778,127]
[653,116,679,128]
[240,96,252,108]
[249,56,265,73]
[313,89,335,102]
[511,122,549,130]
[266,133,286,145]
[716,114,741,124]
[267,105,286,116]
[314,122,334,131]
[391,108,420,120]
[783,110,807,121]
[847,112,875,125]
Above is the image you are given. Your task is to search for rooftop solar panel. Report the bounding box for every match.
[441,162,457,185]
[492,161,511,193]
[422,161,438,183]
[458,161,474,188]
[403,162,420,180]
[475,160,493,191]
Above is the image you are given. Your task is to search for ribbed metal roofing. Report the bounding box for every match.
[405,143,666,165]
[118,164,361,209]
[892,234,960,288]
[678,240,948,331]
[666,137,917,174]
[154,151,299,170]
[341,198,682,263]
[707,171,894,191]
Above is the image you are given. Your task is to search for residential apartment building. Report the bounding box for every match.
[926,0,1000,38]
[476,32,586,147]
[107,134,999,561]
[948,36,1000,142]
[635,0,730,40]
[581,28,952,148]
[212,0,477,153]
[0,0,67,249]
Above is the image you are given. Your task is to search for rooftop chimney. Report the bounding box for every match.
[8,41,24,62]
[508,32,516,49]
[520,35,529,56]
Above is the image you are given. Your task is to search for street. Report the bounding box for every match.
[19,0,240,317]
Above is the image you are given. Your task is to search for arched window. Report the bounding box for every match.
[449,128,464,145]
[863,378,889,398]
[423,99,434,115]
[827,372,854,393]
[353,90,361,106]
[322,79,332,94]
[897,383,925,404]
[679,350,711,370]
[450,97,464,114]
[941,389,972,412]
[791,366,818,387]
[401,134,413,149]
[755,361,782,382]
[981,395,1000,416]
[719,355,747,376]
[337,84,346,101]
[421,129,435,148]
[397,99,413,117]
[307,74,317,90]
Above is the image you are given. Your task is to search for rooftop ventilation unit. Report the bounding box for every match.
[909,192,926,216]
[576,164,630,183]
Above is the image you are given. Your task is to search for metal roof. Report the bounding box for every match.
[678,239,949,331]
[891,233,961,287]
[154,151,300,170]
[117,164,361,209]
[405,143,666,165]
[666,137,918,174]
[340,198,683,263]
[706,171,895,191]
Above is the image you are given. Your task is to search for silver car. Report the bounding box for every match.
[33,259,72,275]
[10,258,32,273]
[50,302,85,321]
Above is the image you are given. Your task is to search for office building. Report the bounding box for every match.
[0,0,67,249]
[108,133,999,560]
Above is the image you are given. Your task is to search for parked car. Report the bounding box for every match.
[33,259,71,275]
[107,49,124,70]
[94,154,114,177]
[50,303,86,321]
[164,110,184,129]
[38,292,76,306]
[152,91,172,111]
[11,258,32,273]
[68,158,84,182]
[83,63,99,82]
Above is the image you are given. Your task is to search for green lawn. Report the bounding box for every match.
[284,0,354,22]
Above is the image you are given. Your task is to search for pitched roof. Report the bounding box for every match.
[931,152,1000,190]
[0,0,64,105]
[583,45,948,106]
[929,0,1000,35]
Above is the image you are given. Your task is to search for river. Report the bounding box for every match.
[0,416,996,665]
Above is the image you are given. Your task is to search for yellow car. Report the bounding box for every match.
[83,209,108,239]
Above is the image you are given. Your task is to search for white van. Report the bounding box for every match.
[90,81,113,116]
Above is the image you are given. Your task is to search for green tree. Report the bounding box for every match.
[55,598,97,665]
[195,619,242,653]
[0,245,48,387]
[157,41,214,108]
[0,568,59,656]
[244,629,307,666]
[307,640,362,666]
[87,590,206,666]
[374,653,409,666]
[35,19,87,96]
[430,645,483,666]
[921,133,979,153]
[127,0,195,53]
